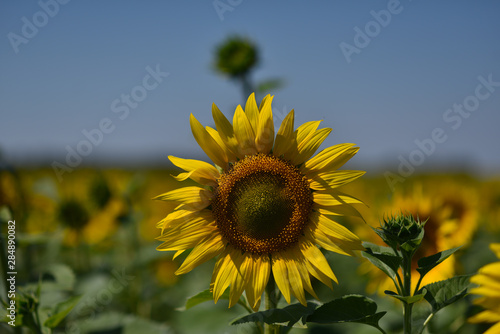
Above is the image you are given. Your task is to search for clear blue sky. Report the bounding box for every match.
[1,1,500,176]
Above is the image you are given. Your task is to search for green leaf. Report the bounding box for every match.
[44,295,81,328]
[362,248,402,280]
[181,289,230,311]
[362,242,396,255]
[231,302,318,327]
[420,275,471,313]
[306,295,386,330]
[45,264,76,291]
[384,290,426,305]
[417,247,462,278]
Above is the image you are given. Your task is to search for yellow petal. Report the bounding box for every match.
[284,254,307,306]
[259,94,271,111]
[273,109,295,158]
[314,213,362,243]
[172,170,217,187]
[313,228,355,256]
[255,94,274,153]
[206,126,237,163]
[246,254,270,310]
[313,190,364,207]
[156,227,216,251]
[245,93,260,133]
[173,250,185,259]
[296,120,321,144]
[490,243,500,258]
[159,213,214,240]
[229,248,248,308]
[168,156,218,178]
[300,239,338,285]
[292,127,332,166]
[233,105,257,156]
[212,104,240,159]
[175,234,225,275]
[168,156,218,186]
[314,204,366,221]
[484,322,500,334]
[308,170,366,190]
[153,186,212,210]
[291,247,318,300]
[479,262,500,279]
[272,253,292,303]
[302,144,358,174]
[469,309,500,324]
[156,209,193,230]
[190,114,228,168]
[212,250,234,303]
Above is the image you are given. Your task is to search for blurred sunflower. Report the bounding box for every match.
[479,179,500,233]
[469,243,500,334]
[61,172,127,246]
[155,93,365,310]
[362,182,478,294]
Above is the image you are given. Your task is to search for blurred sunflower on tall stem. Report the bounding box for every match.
[154,93,365,332]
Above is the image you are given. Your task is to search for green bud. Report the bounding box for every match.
[373,212,426,254]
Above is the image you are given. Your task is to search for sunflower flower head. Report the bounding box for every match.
[58,199,90,231]
[374,213,426,254]
[155,93,365,310]
[469,243,500,334]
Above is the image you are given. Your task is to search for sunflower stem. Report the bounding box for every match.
[264,275,279,334]
[402,251,414,334]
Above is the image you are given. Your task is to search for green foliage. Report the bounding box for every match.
[384,290,426,305]
[44,295,81,328]
[182,289,231,311]
[232,302,317,328]
[362,242,401,280]
[420,275,472,313]
[307,295,386,331]
[417,246,462,278]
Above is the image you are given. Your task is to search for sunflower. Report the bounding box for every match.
[361,182,478,294]
[469,243,500,334]
[155,93,364,310]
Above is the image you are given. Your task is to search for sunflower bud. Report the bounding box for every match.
[374,213,426,255]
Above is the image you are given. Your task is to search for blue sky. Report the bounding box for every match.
[1,1,500,176]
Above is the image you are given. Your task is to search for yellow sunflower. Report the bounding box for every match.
[469,243,500,334]
[361,182,478,294]
[155,93,365,311]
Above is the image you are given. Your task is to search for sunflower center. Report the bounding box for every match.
[234,173,293,239]
[212,154,313,254]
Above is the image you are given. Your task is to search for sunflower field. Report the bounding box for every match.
[1,122,500,333]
